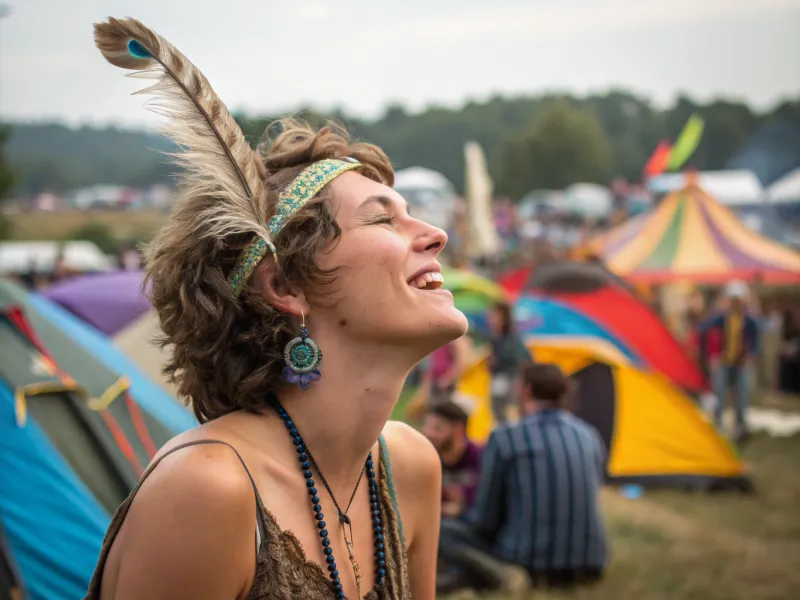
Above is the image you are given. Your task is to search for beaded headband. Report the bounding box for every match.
[228,157,361,296]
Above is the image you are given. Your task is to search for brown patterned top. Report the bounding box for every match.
[83,439,411,600]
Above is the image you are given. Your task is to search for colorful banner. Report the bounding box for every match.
[643,140,672,177]
[667,114,705,170]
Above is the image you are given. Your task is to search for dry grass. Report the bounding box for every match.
[441,429,800,600]
[7,210,165,242]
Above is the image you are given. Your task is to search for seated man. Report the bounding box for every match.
[437,363,607,593]
[421,402,482,517]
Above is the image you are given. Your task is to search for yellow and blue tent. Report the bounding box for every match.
[456,335,749,490]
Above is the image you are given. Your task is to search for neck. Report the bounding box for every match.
[440,435,468,466]
[523,400,559,415]
[275,329,417,492]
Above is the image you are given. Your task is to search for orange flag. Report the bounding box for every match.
[643,140,672,178]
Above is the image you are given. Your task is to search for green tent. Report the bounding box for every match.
[0,278,183,511]
[1,278,195,599]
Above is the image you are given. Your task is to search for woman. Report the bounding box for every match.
[486,302,532,424]
[86,18,468,600]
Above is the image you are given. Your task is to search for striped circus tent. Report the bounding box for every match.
[588,180,800,283]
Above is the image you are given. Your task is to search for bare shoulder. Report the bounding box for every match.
[381,420,441,490]
[108,441,257,599]
[141,439,256,508]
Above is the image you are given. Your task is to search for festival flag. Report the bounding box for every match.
[666,114,705,170]
[643,140,672,177]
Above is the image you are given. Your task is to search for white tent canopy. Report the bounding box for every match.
[563,183,613,219]
[394,167,455,192]
[0,241,112,275]
[767,168,800,204]
[393,167,456,230]
[648,170,763,206]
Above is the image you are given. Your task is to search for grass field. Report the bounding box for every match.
[439,395,800,600]
[6,210,165,242]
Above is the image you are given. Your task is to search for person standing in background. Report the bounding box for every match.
[698,283,759,443]
[486,302,532,424]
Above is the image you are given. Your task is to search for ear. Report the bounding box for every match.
[253,258,310,319]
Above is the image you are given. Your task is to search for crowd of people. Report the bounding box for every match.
[415,282,799,595]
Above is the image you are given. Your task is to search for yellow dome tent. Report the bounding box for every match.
[455,336,750,489]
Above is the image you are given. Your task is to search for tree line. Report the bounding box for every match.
[3,90,800,201]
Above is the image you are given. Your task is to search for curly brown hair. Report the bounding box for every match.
[145,120,394,423]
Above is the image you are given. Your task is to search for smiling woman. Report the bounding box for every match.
[83,16,468,600]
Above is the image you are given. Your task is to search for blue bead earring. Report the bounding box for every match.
[282,310,322,390]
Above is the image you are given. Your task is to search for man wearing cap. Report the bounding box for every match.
[699,282,760,442]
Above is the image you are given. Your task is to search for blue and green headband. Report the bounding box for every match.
[228,157,361,296]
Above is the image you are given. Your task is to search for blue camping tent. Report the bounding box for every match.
[0,280,195,599]
[513,295,643,365]
[0,382,108,599]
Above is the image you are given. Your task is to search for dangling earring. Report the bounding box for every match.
[282,310,322,390]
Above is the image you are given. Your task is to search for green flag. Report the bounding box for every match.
[667,114,705,170]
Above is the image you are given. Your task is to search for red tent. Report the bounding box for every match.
[499,262,707,393]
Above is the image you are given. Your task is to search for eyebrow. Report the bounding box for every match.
[359,194,409,214]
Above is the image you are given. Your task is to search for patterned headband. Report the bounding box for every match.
[228,157,361,296]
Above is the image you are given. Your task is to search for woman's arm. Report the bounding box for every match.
[108,445,258,600]
[383,422,442,600]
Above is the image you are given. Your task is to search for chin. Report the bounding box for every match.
[421,301,470,347]
[372,288,470,355]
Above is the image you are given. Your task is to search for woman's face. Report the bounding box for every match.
[311,172,468,355]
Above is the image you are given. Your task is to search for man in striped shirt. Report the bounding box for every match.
[437,363,607,592]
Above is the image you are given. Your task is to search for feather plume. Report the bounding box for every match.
[93,17,270,245]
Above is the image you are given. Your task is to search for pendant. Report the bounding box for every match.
[345,537,362,596]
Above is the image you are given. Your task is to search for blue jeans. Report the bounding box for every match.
[711,363,753,429]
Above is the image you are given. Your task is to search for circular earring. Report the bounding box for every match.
[282,310,322,390]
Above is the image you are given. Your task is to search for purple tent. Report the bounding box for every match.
[42,270,151,336]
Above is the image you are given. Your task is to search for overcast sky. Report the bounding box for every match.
[1,0,798,128]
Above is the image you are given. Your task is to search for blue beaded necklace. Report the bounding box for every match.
[272,397,387,599]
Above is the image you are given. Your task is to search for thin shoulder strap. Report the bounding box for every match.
[379,434,405,546]
[147,440,268,544]
[85,439,267,598]
[144,440,266,504]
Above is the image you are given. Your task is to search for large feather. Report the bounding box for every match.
[93,17,270,245]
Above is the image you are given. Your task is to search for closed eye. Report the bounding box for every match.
[372,214,396,226]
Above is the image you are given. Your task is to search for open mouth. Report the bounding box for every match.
[408,271,445,291]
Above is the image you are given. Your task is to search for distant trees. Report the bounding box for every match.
[0,125,16,238]
[0,125,15,201]
[6,123,174,196]
[496,101,613,198]
[5,93,800,200]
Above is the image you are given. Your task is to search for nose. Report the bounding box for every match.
[412,221,448,254]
